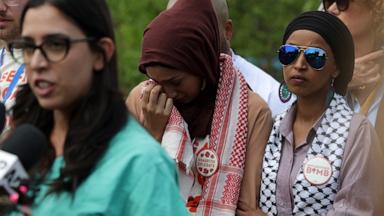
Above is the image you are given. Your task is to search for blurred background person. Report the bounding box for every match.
[0,0,28,134]
[260,11,383,215]
[127,0,272,214]
[5,0,187,215]
[168,0,295,117]
[323,0,384,146]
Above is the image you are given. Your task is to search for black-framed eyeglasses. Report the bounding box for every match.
[8,34,94,65]
[278,44,328,70]
[322,0,350,11]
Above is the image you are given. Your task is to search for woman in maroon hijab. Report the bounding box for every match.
[126,0,272,215]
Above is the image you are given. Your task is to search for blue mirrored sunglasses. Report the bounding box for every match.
[278,44,328,70]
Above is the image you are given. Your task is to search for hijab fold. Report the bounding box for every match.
[139,0,220,138]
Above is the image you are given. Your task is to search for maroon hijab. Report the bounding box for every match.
[139,0,220,138]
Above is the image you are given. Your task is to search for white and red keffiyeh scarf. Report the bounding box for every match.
[159,54,248,216]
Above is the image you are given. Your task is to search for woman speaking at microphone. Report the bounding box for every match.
[5,0,187,215]
[259,11,384,215]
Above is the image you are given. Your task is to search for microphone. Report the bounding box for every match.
[0,102,6,134]
[0,124,48,204]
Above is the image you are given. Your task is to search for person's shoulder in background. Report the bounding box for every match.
[231,50,295,117]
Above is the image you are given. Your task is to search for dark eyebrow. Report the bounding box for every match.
[19,36,34,42]
[20,33,70,44]
[146,74,182,84]
[163,77,182,85]
[42,33,69,41]
[166,76,182,83]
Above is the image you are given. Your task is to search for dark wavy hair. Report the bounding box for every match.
[12,0,127,194]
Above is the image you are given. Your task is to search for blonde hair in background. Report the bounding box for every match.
[368,0,384,48]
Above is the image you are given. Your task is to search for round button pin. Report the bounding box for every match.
[195,149,219,177]
[303,157,332,185]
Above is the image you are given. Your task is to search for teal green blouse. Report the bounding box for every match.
[9,117,188,216]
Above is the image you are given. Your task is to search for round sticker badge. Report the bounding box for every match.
[303,157,333,185]
[196,148,219,177]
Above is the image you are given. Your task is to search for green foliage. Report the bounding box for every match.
[108,0,319,94]
[228,0,319,80]
[108,0,168,94]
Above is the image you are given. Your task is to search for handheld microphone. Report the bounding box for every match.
[0,124,48,204]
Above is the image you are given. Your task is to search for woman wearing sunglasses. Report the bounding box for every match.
[323,0,384,149]
[259,11,384,215]
[4,0,187,215]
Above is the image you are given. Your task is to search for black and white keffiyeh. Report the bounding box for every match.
[259,93,353,215]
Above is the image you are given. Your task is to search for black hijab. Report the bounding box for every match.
[283,11,355,95]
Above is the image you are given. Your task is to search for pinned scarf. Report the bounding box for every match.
[161,54,248,215]
[260,94,353,215]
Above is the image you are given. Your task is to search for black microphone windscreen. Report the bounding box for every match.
[0,103,6,133]
[1,124,48,171]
